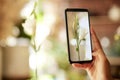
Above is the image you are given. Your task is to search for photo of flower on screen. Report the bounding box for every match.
[67,12,92,61]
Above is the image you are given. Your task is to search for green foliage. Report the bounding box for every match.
[47,38,70,70]
[31,0,44,23]
[15,19,31,39]
[46,37,88,80]
[110,40,120,56]
[67,70,87,80]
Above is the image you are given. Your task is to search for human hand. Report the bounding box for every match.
[72,27,113,80]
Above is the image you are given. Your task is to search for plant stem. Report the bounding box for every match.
[76,38,80,60]
[78,44,80,60]
[35,65,37,80]
[35,51,38,80]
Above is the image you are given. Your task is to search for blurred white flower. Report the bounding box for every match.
[20,0,35,18]
[34,21,50,50]
[22,15,36,35]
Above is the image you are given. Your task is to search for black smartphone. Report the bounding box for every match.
[65,8,92,63]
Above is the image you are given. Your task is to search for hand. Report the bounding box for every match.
[72,27,113,80]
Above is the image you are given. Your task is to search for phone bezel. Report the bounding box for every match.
[65,8,92,64]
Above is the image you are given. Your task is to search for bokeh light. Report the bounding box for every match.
[108,5,120,22]
[101,37,110,48]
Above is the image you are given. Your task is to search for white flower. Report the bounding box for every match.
[79,28,88,40]
[34,22,50,49]
[22,15,36,35]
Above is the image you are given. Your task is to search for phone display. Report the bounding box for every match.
[65,9,92,63]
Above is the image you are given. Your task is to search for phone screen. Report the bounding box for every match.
[65,9,92,63]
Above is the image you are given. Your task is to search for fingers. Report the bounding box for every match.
[72,63,90,70]
[91,27,102,51]
[72,63,85,69]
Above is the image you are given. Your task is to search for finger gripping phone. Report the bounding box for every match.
[65,8,92,63]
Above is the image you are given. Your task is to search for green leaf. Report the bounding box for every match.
[76,47,79,51]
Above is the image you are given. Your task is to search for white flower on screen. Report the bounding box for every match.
[79,28,88,40]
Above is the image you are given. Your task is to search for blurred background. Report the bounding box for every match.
[0,0,120,80]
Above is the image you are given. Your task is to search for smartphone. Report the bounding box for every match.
[65,8,92,63]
